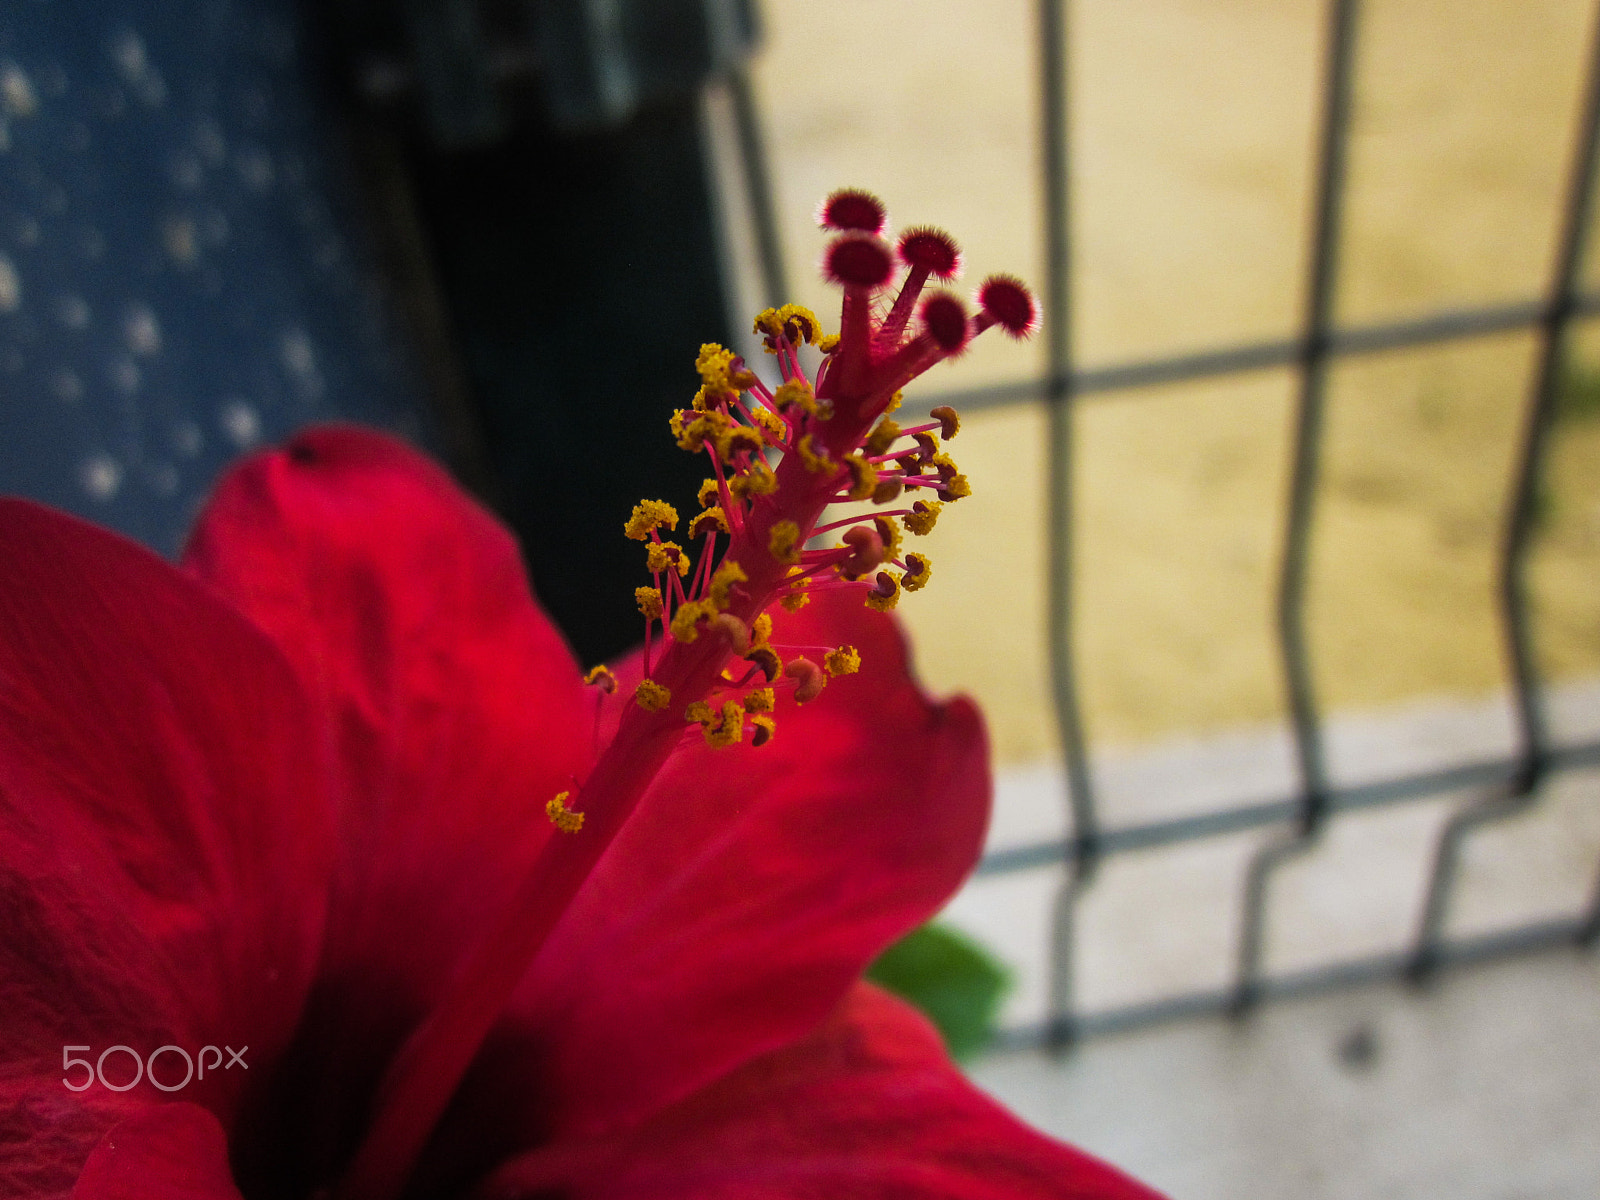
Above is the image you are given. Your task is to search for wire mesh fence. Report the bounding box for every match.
[721,0,1600,1047]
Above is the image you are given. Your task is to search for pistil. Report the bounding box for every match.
[334,189,1034,1200]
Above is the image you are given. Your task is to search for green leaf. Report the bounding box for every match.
[866,922,1011,1061]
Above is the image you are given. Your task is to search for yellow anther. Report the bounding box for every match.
[687,697,747,747]
[751,612,774,649]
[709,560,748,610]
[677,410,732,453]
[780,568,811,611]
[585,664,618,693]
[843,454,878,501]
[797,433,834,475]
[720,425,766,459]
[743,687,775,713]
[745,644,782,681]
[546,792,584,834]
[698,478,722,508]
[690,385,721,413]
[625,499,680,541]
[875,515,903,560]
[902,551,932,592]
[942,472,972,500]
[768,519,802,565]
[816,333,840,354]
[669,409,689,439]
[774,379,820,418]
[636,586,664,619]
[886,390,904,412]
[670,598,714,643]
[703,700,745,748]
[930,405,961,440]
[689,507,730,539]
[756,303,823,345]
[751,406,786,441]
[865,418,902,456]
[872,478,904,505]
[904,500,943,536]
[732,458,778,499]
[916,433,942,461]
[824,645,861,676]
[697,342,740,391]
[865,571,902,612]
[753,307,786,339]
[750,714,777,746]
[634,679,672,711]
[779,304,822,343]
[646,540,691,577]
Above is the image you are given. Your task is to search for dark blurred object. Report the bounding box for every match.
[331,0,757,145]
[0,0,430,557]
[321,0,762,664]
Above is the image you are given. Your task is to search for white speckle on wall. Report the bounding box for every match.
[281,327,315,377]
[108,29,166,109]
[218,398,261,448]
[1,62,39,119]
[169,148,204,191]
[123,303,161,355]
[51,369,84,404]
[0,256,20,312]
[193,117,226,167]
[107,355,140,394]
[170,419,203,458]
[163,214,199,265]
[54,294,90,330]
[80,454,123,501]
[109,30,148,82]
[235,146,273,191]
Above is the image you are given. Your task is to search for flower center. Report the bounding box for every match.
[333,190,1035,1200]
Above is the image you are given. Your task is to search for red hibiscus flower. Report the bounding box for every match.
[0,192,1163,1200]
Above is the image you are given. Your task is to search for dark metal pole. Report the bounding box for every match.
[1232,0,1360,1015]
[1409,1,1600,979]
[1040,0,1098,1050]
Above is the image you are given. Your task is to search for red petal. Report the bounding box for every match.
[72,1104,243,1199]
[180,427,593,1155]
[484,984,1166,1199]
[487,590,989,1139]
[0,501,332,1190]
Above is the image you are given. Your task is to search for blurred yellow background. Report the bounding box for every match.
[743,0,1600,764]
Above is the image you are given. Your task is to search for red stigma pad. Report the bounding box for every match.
[825,235,895,288]
[819,188,888,234]
[920,292,971,351]
[977,275,1039,337]
[897,227,962,279]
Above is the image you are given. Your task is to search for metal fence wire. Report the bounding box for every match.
[725,0,1600,1048]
